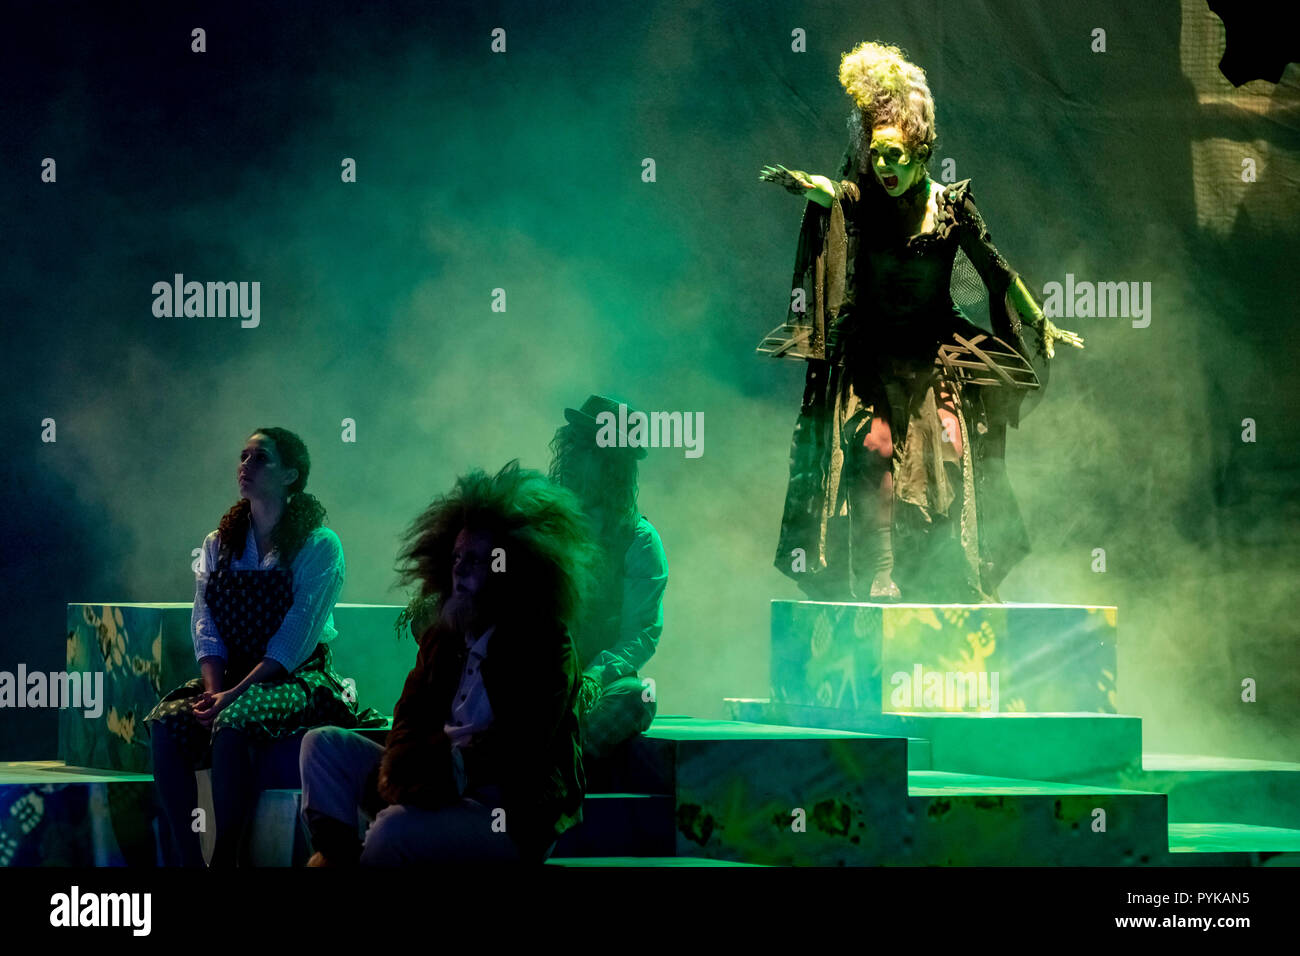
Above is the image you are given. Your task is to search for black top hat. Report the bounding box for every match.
[562,394,648,459]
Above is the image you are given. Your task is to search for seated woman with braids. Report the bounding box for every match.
[145,426,372,866]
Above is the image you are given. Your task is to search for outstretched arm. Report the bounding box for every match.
[1008,275,1084,360]
[759,164,838,208]
[957,187,1084,359]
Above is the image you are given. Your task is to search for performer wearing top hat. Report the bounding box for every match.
[549,395,668,768]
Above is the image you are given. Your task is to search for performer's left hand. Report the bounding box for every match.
[1038,316,1084,359]
[192,689,236,727]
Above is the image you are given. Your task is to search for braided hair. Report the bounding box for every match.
[216,426,327,567]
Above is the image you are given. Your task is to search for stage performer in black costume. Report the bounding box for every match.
[759,41,1083,603]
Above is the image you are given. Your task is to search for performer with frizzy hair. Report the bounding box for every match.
[760,41,1082,603]
[298,460,599,865]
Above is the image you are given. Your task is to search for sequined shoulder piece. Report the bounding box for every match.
[927,178,973,242]
[924,178,967,241]
[943,178,973,212]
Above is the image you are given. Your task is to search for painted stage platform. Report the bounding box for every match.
[3,715,1298,867]
[56,602,413,774]
[0,599,1293,866]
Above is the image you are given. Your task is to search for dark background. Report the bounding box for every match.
[2,0,1297,761]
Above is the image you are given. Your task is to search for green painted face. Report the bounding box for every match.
[869,126,926,197]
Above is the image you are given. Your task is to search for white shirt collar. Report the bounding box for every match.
[465,624,495,655]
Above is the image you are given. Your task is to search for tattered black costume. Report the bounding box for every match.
[768,159,1054,602]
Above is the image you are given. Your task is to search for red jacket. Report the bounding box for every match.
[378,614,585,861]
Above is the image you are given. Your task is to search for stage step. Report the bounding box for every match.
[546,858,764,868]
[553,794,674,858]
[1167,823,1300,863]
[245,788,310,867]
[639,717,912,865]
[1055,754,1300,831]
[239,719,922,865]
[546,856,765,866]
[0,761,158,866]
[726,699,1142,779]
[7,716,1296,867]
[645,714,932,769]
[904,770,1167,865]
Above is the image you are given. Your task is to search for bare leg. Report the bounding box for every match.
[860,414,900,600]
[937,385,963,463]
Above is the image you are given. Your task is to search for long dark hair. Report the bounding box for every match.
[216,426,326,567]
[393,459,599,640]
[546,424,639,549]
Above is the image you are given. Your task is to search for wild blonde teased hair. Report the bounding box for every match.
[838,41,936,172]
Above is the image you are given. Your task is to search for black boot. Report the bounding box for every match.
[304,810,361,867]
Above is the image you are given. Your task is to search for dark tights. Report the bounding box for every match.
[150,721,206,867]
[152,722,302,867]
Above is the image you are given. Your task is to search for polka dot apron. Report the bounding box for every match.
[144,542,369,771]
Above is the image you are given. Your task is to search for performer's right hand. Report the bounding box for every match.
[759,164,812,195]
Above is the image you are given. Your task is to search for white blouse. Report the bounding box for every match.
[191,526,344,674]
